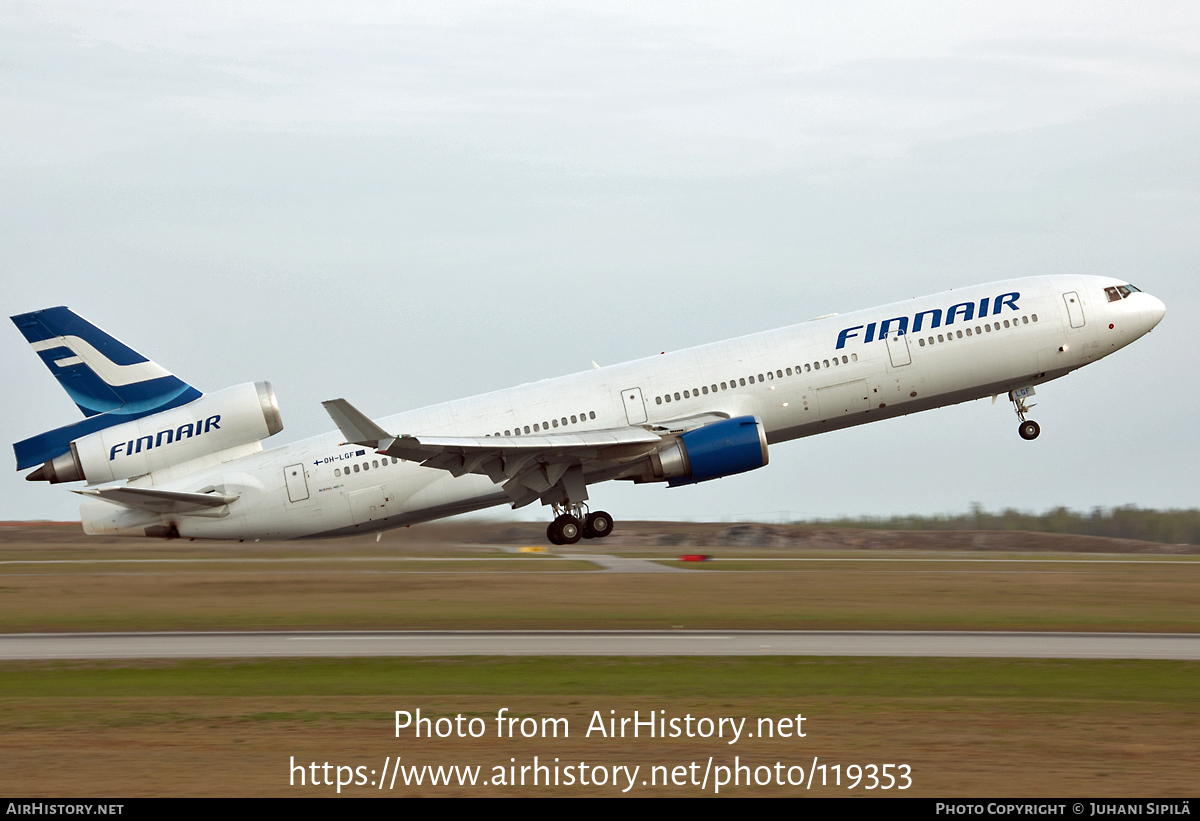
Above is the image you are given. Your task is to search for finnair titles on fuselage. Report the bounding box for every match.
[12,275,1165,545]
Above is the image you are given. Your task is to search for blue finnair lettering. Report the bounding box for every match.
[835,326,864,349]
[836,291,1020,348]
[109,415,222,461]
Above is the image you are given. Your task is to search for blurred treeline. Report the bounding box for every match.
[810,505,1200,545]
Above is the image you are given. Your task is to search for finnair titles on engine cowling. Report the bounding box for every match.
[11,276,1165,545]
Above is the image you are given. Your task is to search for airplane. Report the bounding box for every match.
[11,275,1165,545]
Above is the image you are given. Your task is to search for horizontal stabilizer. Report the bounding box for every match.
[75,486,238,514]
[321,399,393,447]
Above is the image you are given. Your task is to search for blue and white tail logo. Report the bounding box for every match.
[11,307,203,469]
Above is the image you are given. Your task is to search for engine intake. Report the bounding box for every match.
[652,415,769,486]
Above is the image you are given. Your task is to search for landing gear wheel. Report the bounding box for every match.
[550,514,583,545]
[1018,420,1041,441]
[584,511,614,539]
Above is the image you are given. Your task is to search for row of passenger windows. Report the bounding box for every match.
[914,314,1037,347]
[489,411,597,438]
[334,457,398,477]
[350,314,1041,448]
[653,354,860,405]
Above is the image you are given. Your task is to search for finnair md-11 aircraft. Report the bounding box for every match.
[13,275,1164,545]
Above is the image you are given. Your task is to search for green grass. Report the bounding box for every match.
[2,657,1197,703]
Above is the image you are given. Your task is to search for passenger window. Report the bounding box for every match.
[334,468,341,477]
[975,326,982,334]
[353,464,359,473]
[823,359,829,368]
[589,411,595,419]
[1032,314,1038,322]
[674,392,681,400]
[683,390,690,398]
[739,378,746,386]
[984,325,991,333]
[850,354,857,362]
[665,394,672,403]
[693,387,699,396]
[919,338,926,347]
[561,417,567,426]
[570,415,577,423]
[701,386,708,394]
[832,358,838,366]
[813,362,820,370]
[805,364,811,372]
[786,367,792,376]
[1003,320,1009,328]
[655,397,662,405]
[758,374,764,381]
[552,419,558,428]
[1021,316,1028,325]
[534,424,540,432]
[372,459,379,468]
[543,421,549,429]
[524,426,530,433]
[392,458,398,464]
[966,328,973,336]
[937,334,944,342]
[956,330,963,338]
[748,376,755,384]
[711,384,717,393]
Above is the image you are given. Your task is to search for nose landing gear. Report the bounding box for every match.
[546,504,614,545]
[1010,389,1041,440]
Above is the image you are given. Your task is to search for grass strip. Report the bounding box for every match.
[0,657,1196,702]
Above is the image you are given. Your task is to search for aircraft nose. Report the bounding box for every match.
[1144,294,1166,330]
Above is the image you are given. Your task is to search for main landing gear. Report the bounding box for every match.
[546,504,614,546]
[1009,390,1041,441]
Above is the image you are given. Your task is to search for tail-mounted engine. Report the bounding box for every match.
[29,382,283,484]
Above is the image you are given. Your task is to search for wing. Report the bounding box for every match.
[75,486,238,514]
[322,398,694,508]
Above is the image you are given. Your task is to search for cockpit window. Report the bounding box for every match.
[1105,284,1143,302]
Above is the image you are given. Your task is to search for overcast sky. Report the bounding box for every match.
[2,2,1198,523]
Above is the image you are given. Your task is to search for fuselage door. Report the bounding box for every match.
[1063,291,1086,328]
[621,387,648,425]
[284,464,309,503]
[884,331,912,368]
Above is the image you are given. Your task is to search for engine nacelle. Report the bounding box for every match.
[33,382,283,484]
[652,415,769,486]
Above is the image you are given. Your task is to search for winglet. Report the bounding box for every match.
[321,399,394,448]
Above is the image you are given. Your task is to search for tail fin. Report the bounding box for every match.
[11,307,203,470]
[11,307,200,417]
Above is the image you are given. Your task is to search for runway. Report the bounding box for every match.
[1,630,1197,660]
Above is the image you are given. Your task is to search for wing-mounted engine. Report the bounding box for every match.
[28,382,283,484]
[648,415,769,486]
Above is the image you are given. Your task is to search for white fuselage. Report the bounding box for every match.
[80,274,1165,540]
